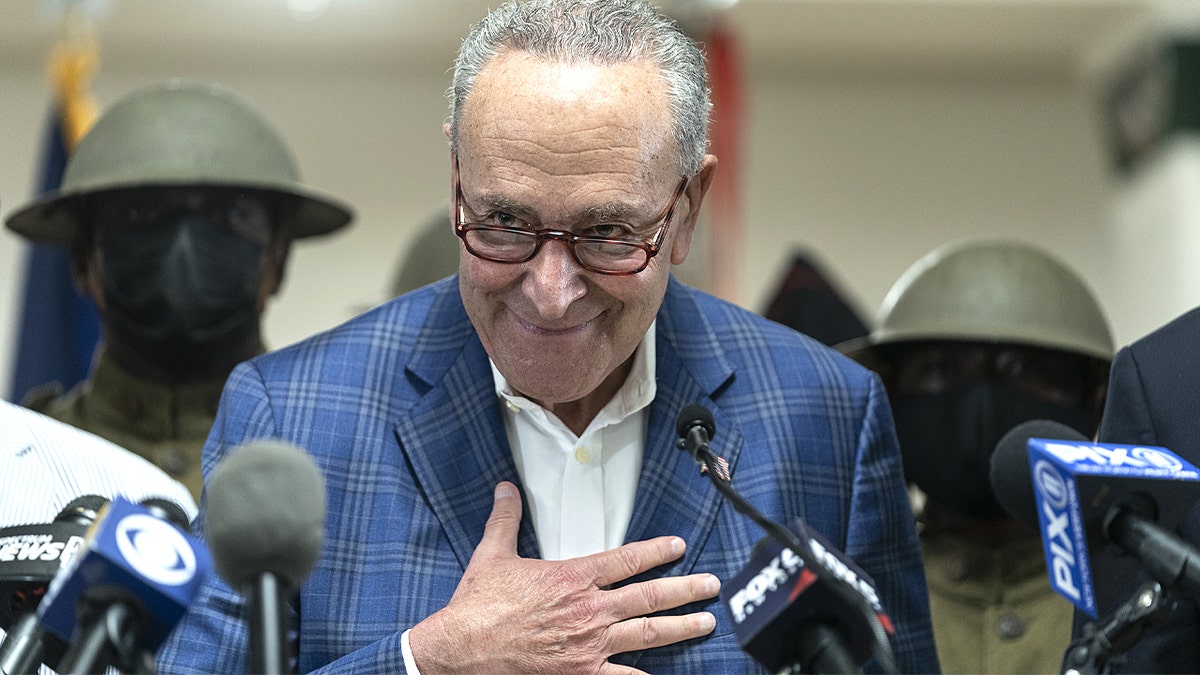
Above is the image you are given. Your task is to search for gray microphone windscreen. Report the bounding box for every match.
[205,440,326,589]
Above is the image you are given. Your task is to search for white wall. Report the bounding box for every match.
[740,74,1118,336]
[1108,136,1200,341]
[3,27,1195,396]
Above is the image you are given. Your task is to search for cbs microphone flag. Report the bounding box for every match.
[38,498,211,648]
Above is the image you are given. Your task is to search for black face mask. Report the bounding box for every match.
[891,382,1095,521]
[100,212,265,380]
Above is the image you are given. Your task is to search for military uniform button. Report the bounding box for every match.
[995,612,1027,641]
[939,554,968,582]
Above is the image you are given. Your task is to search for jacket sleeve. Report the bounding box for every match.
[1075,345,1200,674]
[844,374,940,674]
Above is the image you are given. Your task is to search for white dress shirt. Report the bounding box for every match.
[0,400,197,529]
[495,321,655,560]
[401,324,656,670]
[0,400,198,672]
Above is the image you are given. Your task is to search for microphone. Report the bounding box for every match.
[723,519,895,674]
[205,440,326,675]
[0,496,106,675]
[139,498,192,531]
[676,404,730,482]
[676,404,716,464]
[990,420,1200,618]
[0,496,104,630]
[36,498,212,674]
[675,406,896,674]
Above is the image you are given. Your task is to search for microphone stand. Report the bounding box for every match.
[1062,581,1171,675]
[57,599,140,675]
[246,572,290,675]
[678,433,898,675]
[0,614,46,675]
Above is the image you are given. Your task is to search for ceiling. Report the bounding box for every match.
[0,0,1158,83]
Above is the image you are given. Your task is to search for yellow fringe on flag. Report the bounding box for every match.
[48,32,99,150]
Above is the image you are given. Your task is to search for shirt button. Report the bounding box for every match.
[574,446,591,464]
[995,612,1027,641]
[504,400,521,414]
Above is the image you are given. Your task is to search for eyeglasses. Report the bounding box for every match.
[453,170,689,276]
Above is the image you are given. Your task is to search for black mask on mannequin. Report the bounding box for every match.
[97,205,269,381]
[892,382,1095,521]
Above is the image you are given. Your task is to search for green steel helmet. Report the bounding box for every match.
[5,80,352,245]
[840,239,1115,363]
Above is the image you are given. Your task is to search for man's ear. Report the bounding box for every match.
[670,154,718,266]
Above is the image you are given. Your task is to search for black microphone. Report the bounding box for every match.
[138,498,192,532]
[990,420,1200,618]
[724,520,895,674]
[675,406,896,674]
[676,404,716,463]
[677,405,730,482]
[205,440,326,675]
[0,496,106,675]
[38,498,212,674]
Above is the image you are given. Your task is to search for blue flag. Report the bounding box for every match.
[8,107,101,403]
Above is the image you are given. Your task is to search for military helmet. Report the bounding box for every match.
[840,239,1114,364]
[5,80,352,245]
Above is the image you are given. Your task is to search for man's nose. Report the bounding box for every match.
[522,239,587,320]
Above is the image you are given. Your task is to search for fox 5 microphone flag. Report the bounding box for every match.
[8,32,101,403]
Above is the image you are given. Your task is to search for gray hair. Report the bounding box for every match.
[448,0,711,178]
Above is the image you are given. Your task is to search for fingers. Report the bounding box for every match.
[473,482,523,559]
[604,611,718,656]
[596,560,721,656]
[589,536,688,587]
[605,572,721,622]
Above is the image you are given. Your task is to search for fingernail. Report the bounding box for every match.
[699,612,716,632]
[705,574,721,595]
[670,537,685,556]
[495,483,517,500]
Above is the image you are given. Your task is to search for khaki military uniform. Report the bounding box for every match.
[25,352,224,502]
[922,527,1073,674]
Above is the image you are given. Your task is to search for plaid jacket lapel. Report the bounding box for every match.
[393,286,540,570]
[611,280,744,668]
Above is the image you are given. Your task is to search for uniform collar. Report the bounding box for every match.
[82,351,228,442]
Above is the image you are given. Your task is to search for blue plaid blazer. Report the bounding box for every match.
[157,276,938,674]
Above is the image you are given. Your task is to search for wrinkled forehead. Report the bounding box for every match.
[457,51,677,176]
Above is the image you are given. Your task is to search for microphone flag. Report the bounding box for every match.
[1028,437,1200,617]
[36,497,212,650]
[720,517,893,671]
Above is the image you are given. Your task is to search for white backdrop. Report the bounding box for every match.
[3,1,1197,396]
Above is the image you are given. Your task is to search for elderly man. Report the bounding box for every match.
[158,1,937,672]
